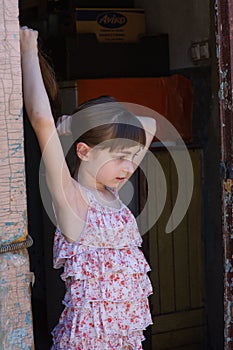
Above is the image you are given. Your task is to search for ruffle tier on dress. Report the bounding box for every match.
[51,186,153,350]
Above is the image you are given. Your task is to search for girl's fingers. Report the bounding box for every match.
[20,27,39,54]
[20,27,38,37]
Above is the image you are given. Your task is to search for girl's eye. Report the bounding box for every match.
[132,152,140,160]
[114,155,125,160]
[116,153,139,161]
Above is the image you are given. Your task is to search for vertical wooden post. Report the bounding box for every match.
[216,0,233,348]
[0,0,34,348]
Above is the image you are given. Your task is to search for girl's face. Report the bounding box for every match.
[79,144,142,190]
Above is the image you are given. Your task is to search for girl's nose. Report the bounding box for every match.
[123,160,135,174]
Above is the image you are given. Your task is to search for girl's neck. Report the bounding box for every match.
[78,180,120,208]
[74,173,106,193]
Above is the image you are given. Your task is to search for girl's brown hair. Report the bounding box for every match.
[67,96,146,176]
[38,48,61,119]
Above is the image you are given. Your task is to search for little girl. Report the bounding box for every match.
[20,27,157,350]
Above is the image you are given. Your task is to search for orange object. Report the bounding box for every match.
[77,75,193,142]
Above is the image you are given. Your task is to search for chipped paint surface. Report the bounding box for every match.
[0,0,34,349]
[216,0,233,348]
[218,67,232,111]
[0,0,27,245]
[0,250,34,349]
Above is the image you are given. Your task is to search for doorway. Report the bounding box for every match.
[20,1,223,349]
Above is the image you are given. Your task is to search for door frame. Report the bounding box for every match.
[216,0,233,348]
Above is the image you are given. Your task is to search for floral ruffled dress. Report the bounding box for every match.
[51,186,153,350]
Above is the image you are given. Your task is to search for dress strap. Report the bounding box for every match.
[78,184,122,211]
[105,186,120,199]
[78,183,95,204]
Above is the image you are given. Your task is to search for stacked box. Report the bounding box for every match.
[76,8,146,42]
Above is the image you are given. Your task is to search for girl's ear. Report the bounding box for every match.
[76,142,91,161]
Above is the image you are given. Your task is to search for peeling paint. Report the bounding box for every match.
[0,251,34,349]
[216,0,233,347]
[25,311,31,325]
[0,1,34,348]
[19,107,23,117]
[218,68,232,111]
[225,299,232,327]
[226,259,233,273]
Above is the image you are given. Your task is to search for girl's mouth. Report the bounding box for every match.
[116,177,126,182]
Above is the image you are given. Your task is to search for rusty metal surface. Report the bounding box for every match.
[216,0,233,347]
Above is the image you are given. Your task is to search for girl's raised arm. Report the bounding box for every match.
[20,28,74,207]
[121,102,157,149]
[136,116,156,149]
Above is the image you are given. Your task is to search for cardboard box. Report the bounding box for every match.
[76,8,146,43]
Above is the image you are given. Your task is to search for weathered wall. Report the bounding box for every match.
[135,0,210,69]
[0,0,34,348]
[0,0,26,245]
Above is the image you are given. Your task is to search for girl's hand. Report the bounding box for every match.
[20,26,38,56]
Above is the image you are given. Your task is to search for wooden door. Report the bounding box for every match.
[141,148,205,350]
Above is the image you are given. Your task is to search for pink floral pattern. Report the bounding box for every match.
[51,186,153,349]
